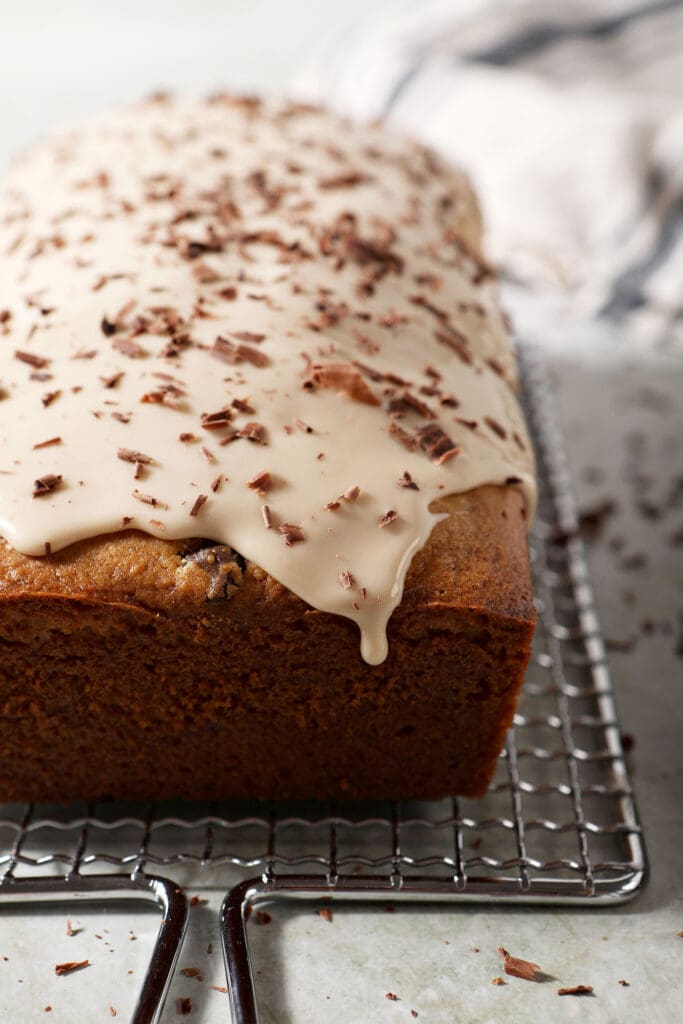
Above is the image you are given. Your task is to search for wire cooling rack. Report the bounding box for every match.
[0,346,646,1023]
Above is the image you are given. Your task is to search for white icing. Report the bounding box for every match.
[0,95,535,664]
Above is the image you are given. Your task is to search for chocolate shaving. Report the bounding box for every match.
[112,336,145,358]
[189,494,208,518]
[497,947,541,981]
[389,421,418,451]
[293,417,313,433]
[415,423,460,463]
[180,968,204,981]
[33,437,62,450]
[132,489,168,509]
[247,470,272,495]
[201,408,233,430]
[318,171,370,190]
[305,362,379,406]
[557,986,593,996]
[140,383,185,406]
[117,448,153,465]
[55,960,90,976]
[434,327,472,365]
[41,390,61,407]
[101,371,124,389]
[455,417,478,431]
[485,416,507,440]
[379,510,398,528]
[279,522,305,546]
[238,421,267,444]
[261,504,273,528]
[339,570,354,589]
[32,474,62,498]
[398,471,418,490]
[344,485,361,503]
[100,316,117,337]
[16,349,49,368]
[231,397,255,414]
[231,330,265,344]
[210,474,223,492]
[199,445,215,463]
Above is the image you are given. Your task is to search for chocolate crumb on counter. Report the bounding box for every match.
[491,977,506,986]
[255,911,272,925]
[55,960,90,976]
[379,510,398,528]
[618,979,630,986]
[497,947,541,981]
[557,985,594,996]
[317,907,333,922]
[410,1011,418,1019]
[279,522,305,546]
[385,992,399,1001]
[177,996,193,1015]
[33,474,63,498]
[180,967,204,981]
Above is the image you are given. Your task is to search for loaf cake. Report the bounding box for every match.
[0,94,536,801]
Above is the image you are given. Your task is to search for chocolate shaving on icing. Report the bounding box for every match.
[388,421,418,451]
[261,504,273,528]
[344,485,361,502]
[100,316,117,337]
[199,445,215,463]
[378,510,398,528]
[40,387,60,407]
[101,372,124,389]
[247,470,272,495]
[415,424,461,463]
[398,471,418,490]
[112,336,145,358]
[237,342,269,367]
[179,432,196,442]
[326,499,341,511]
[485,416,507,440]
[497,948,541,981]
[189,494,208,517]
[32,474,62,498]
[293,417,313,433]
[210,474,223,492]
[305,363,380,406]
[117,448,153,465]
[387,393,436,420]
[15,349,49,368]
[434,327,472,365]
[201,408,233,430]
[211,336,239,364]
[132,489,168,509]
[231,330,265,343]
[455,417,478,431]
[55,960,90,977]
[318,171,370,190]
[557,986,593,997]
[237,421,267,444]
[140,383,185,406]
[111,411,131,423]
[231,397,254,414]
[339,570,354,589]
[279,522,305,546]
[33,436,62,450]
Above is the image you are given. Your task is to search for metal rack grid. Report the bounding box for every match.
[0,346,647,1023]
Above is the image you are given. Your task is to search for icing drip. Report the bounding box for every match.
[0,95,535,665]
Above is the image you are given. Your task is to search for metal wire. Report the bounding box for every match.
[0,345,646,899]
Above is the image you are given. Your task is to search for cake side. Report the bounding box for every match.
[0,485,533,800]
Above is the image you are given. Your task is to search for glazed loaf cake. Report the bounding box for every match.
[0,95,535,801]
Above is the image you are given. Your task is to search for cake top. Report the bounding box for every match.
[0,94,535,664]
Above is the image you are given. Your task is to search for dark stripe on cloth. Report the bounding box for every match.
[466,0,683,66]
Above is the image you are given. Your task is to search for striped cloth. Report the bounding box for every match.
[294,0,683,353]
